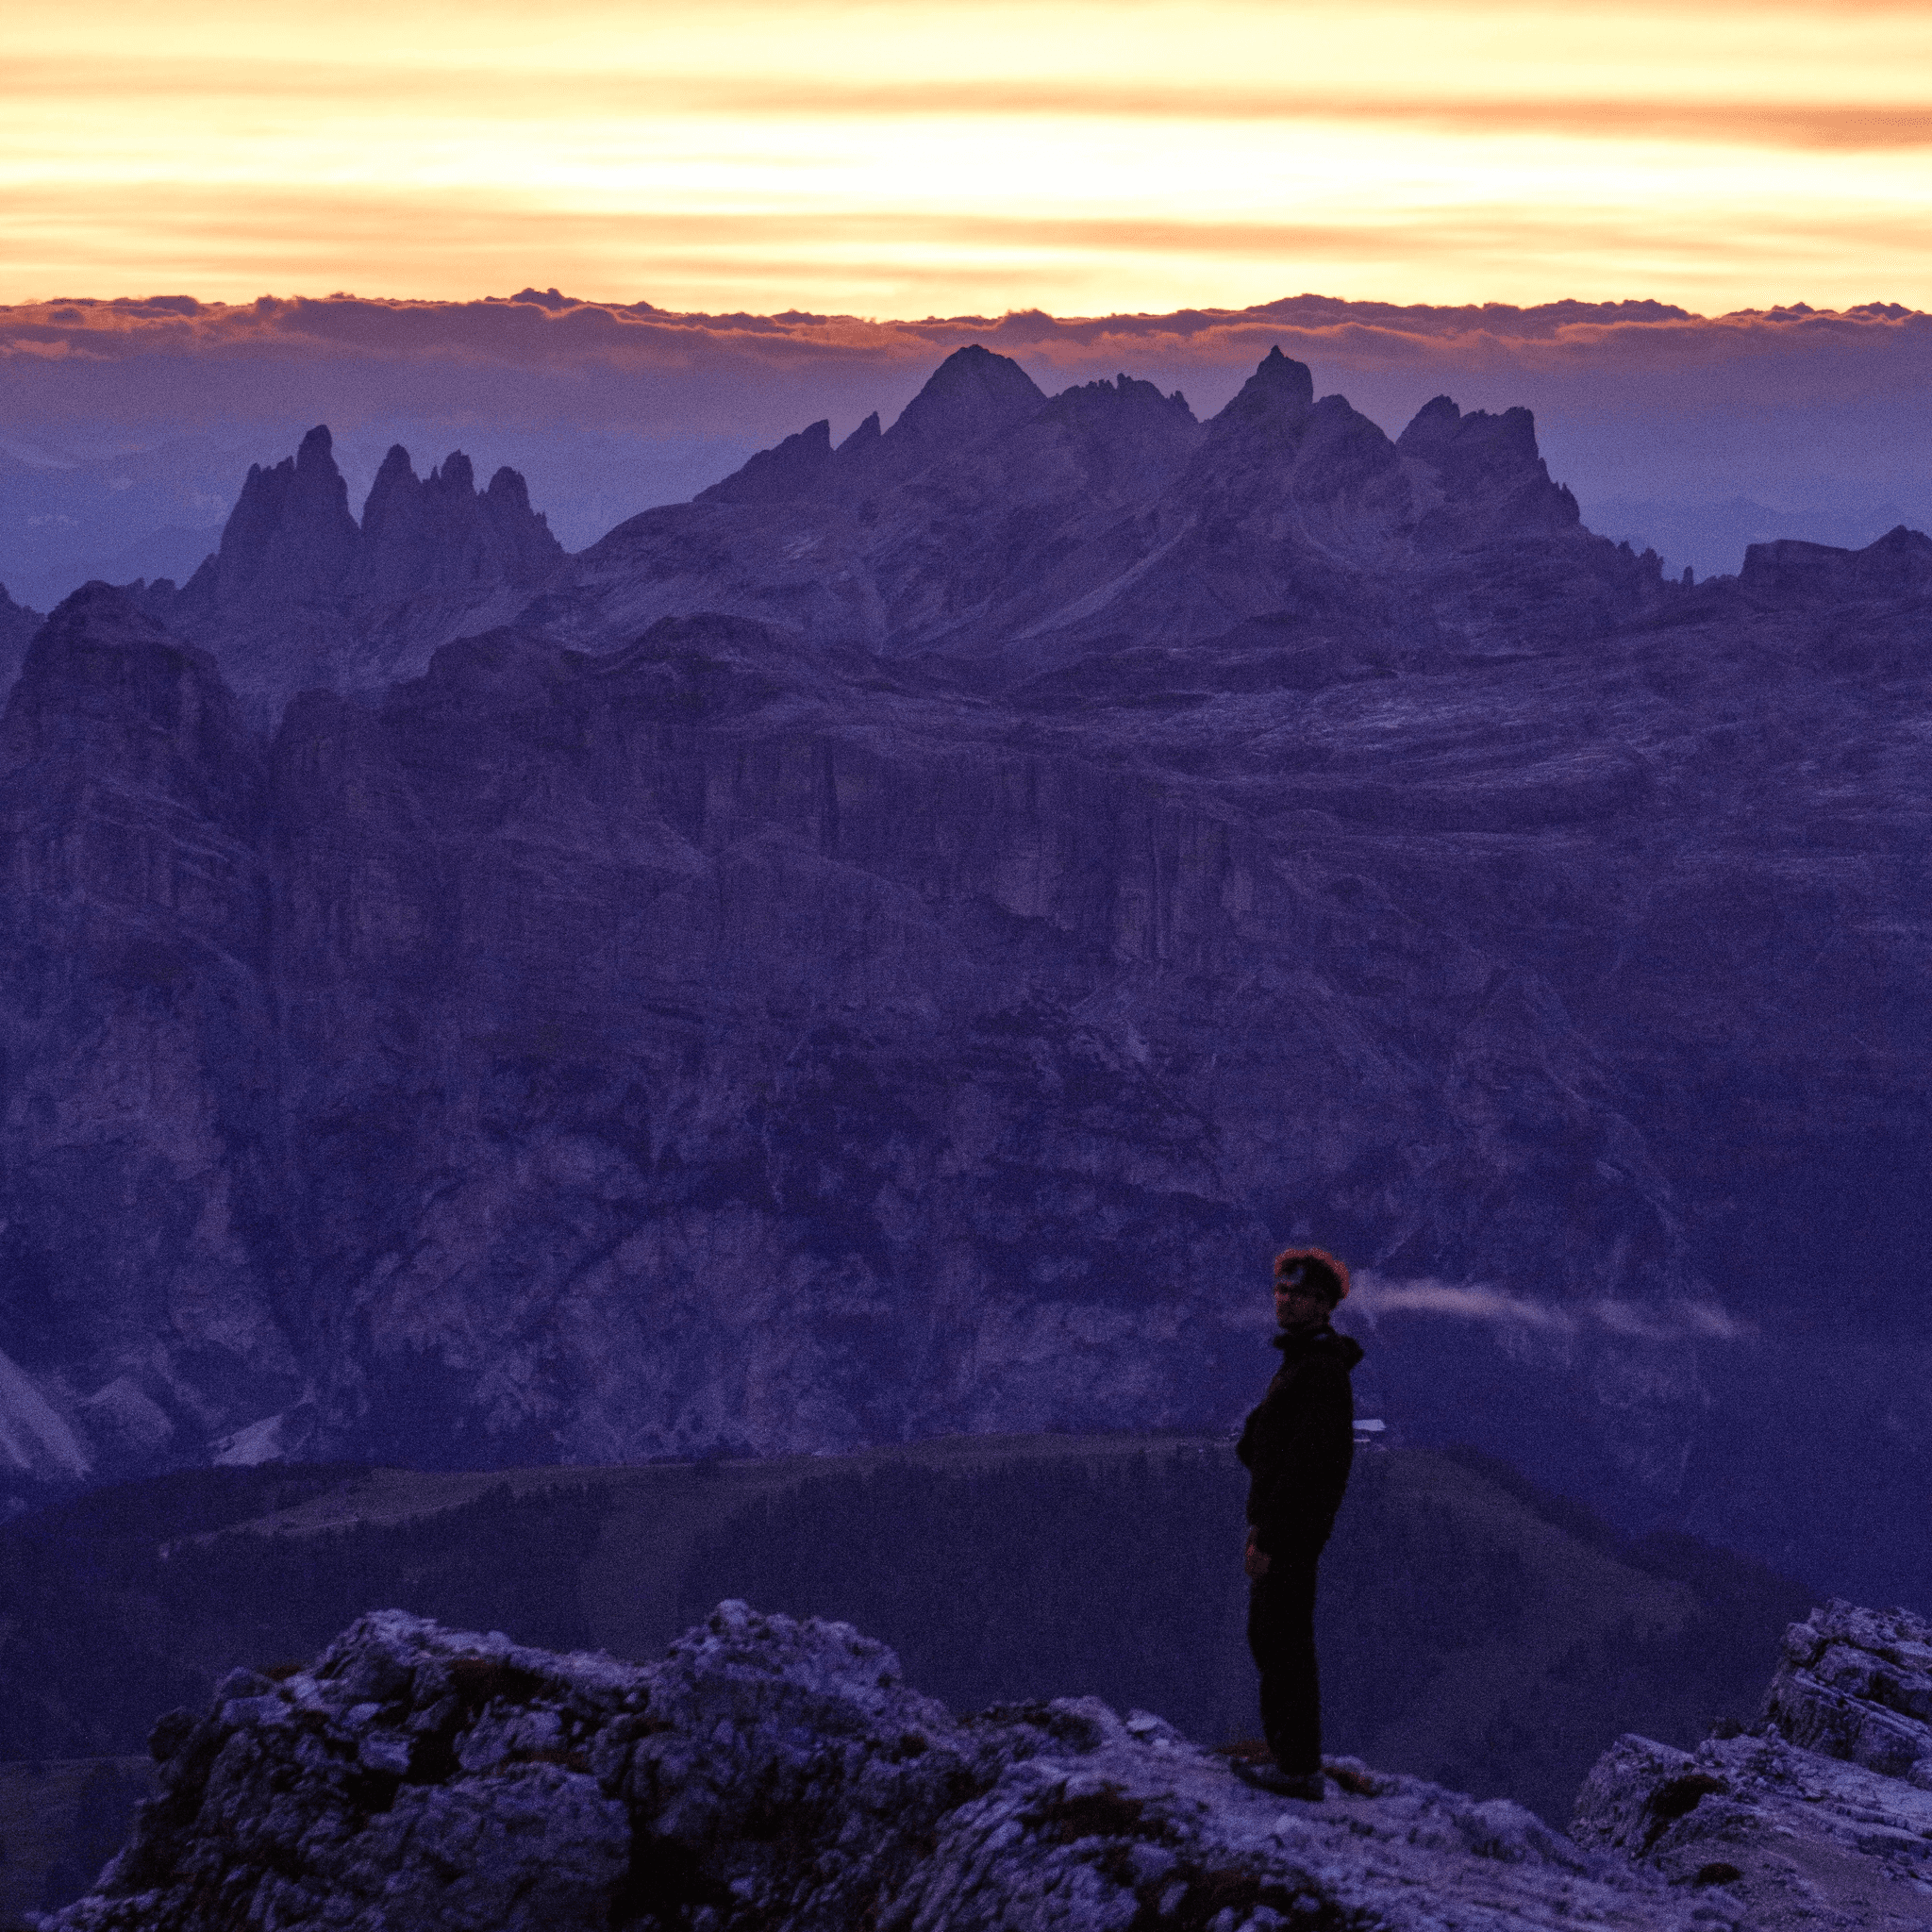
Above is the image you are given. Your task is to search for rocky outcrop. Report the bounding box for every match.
[354,445,562,601]
[45,1602,1708,1932]
[1574,1602,1932,1928]
[1762,1602,1932,1778]
[191,425,360,611]
[148,428,563,715]
[1395,395,1582,546]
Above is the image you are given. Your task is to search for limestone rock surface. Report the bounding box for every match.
[45,1602,1707,1932]
[1573,1602,1932,1928]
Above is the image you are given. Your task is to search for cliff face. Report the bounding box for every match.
[1,348,1929,1612]
[0,581,45,696]
[0,589,293,1481]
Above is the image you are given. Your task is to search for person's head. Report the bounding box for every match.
[1272,1247,1349,1333]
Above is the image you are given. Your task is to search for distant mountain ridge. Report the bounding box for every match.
[541,342,1644,684]
[2,346,1930,1623]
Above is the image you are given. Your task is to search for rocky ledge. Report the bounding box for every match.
[41,1596,1932,1932]
[1574,1600,1932,1928]
[44,1601,1708,1932]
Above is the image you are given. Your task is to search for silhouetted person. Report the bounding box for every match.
[1233,1246,1362,1800]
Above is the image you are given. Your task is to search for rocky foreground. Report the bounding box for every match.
[38,1597,1932,1931]
[1574,1600,1932,1929]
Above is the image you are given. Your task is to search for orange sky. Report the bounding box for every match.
[7,0,1931,315]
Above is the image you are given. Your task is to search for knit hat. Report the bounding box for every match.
[1274,1246,1350,1307]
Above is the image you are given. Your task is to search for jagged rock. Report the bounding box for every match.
[695,419,836,506]
[1573,1601,1932,1927]
[355,445,563,599]
[1394,395,1582,546]
[187,425,360,611]
[148,425,563,715]
[1762,1602,1932,1778]
[44,1603,1707,1931]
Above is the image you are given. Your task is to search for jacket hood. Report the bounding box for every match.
[1271,1324,1364,1371]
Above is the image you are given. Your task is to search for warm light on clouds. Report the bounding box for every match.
[5,1,1931,312]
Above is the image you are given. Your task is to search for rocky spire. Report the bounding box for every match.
[352,446,562,600]
[1396,395,1581,543]
[203,425,360,608]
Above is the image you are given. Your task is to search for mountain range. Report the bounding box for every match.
[0,343,1928,1613]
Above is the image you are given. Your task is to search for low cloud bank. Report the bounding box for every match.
[5,290,1931,588]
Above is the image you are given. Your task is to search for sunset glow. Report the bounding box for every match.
[7,0,1932,313]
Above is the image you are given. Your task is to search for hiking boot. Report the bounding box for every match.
[1231,1760,1326,1800]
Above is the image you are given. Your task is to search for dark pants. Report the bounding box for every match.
[1247,1549,1322,1775]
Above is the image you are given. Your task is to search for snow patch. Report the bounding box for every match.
[212,1412,289,1467]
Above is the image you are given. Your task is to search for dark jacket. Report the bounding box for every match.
[1236,1325,1364,1557]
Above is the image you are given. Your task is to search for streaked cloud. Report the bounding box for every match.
[1348,1274,1749,1342]
[5,1,1931,314]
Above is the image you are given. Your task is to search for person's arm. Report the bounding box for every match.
[1245,1362,1354,1555]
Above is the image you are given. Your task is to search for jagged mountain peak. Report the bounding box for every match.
[700,348,1048,508]
[138,427,566,713]
[1174,348,1404,547]
[484,464,536,510]
[837,411,881,457]
[202,423,358,608]
[1216,343,1318,424]
[1041,369,1197,426]
[1397,391,1580,543]
[696,418,836,507]
[430,450,475,494]
[293,424,338,470]
[874,342,1045,472]
[1397,393,1541,466]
